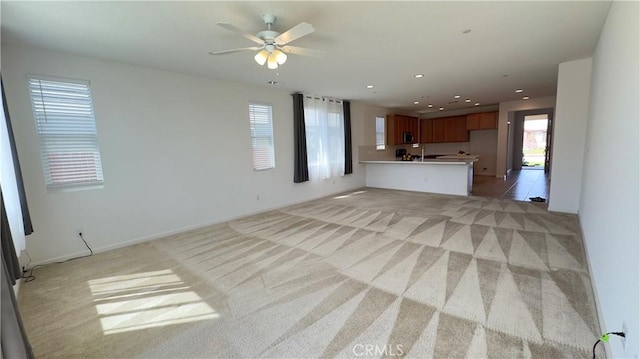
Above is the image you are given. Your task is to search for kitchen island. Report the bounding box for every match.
[360,156,478,196]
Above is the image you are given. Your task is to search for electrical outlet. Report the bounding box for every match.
[622,321,628,350]
[76,229,83,237]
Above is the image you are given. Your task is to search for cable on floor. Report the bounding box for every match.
[592,332,626,359]
[22,233,93,282]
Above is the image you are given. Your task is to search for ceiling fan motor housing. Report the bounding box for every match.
[257,30,279,42]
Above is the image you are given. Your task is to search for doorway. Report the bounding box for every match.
[509,108,554,174]
[521,114,548,171]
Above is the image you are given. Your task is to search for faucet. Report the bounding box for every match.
[421,146,425,162]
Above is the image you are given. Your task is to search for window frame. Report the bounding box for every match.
[375,116,386,150]
[27,74,105,192]
[248,101,276,171]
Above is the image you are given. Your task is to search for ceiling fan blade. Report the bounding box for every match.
[274,22,315,45]
[208,47,262,55]
[217,22,264,45]
[281,45,324,57]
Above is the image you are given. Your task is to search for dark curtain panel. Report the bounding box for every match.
[1,248,34,359]
[292,93,309,183]
[0,187,34,358]
[343,100,353,175]
[1,78,33,235]
[1,191,21,284]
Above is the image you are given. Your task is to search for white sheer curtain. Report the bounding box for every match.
[303,95,345,181]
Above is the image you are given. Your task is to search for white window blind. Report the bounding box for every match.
[375,116,385,150]
[27,75,104,191]
[249,103,275,170]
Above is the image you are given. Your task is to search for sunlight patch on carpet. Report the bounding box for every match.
[88,269,219,335]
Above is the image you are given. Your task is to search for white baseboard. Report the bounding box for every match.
[578,213,611,359]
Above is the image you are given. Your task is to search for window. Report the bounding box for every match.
[303,95,344,181]
[28,75,104,191]
[375,116,385,150]
[248,102,275,170]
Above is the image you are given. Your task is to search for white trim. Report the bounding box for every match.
[26,73,90,86]
[578,214,611,359]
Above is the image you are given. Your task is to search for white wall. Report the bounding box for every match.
[2,44,378,264]
[579,2,639,358]
[548,58,592,213]
[359,103,391,146]
[496,96,556,177]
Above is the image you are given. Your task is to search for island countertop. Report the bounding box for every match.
[360,158,476,196]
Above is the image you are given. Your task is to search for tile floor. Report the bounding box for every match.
[472,169,550,203]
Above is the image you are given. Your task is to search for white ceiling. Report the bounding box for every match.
[1,1,611,114]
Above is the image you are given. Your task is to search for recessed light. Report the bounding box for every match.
[462,29,472,34]
[474,102,480,106]
[454,95,461,99]
[366,85,374,89]
[413,101,420,105]
[515,89,523,93]
[439,107,444,111]
[465,99,471,103]
[523,96,530,100]
[414,74,424,78]
[427,104,433,108]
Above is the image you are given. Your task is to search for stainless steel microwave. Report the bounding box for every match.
[402,131,414,144]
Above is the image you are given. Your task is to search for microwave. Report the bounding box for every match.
[402,131,414,144]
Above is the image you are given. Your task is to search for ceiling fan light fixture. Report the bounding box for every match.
[275,50,287,65]
[254,50,269,65]
[267,52,278,69]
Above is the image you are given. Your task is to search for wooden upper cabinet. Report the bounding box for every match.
[433,116,469,143]
[479,112,498,129]
[467,111,498,130]
[466,113,481,130]
[386,114,420,145]
[420,119,434,143]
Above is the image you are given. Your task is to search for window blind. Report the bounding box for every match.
[376,116,385,149]
[28,76,104,191]
[249,103,275,170]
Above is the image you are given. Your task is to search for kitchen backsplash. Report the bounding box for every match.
[397,142,472,156]
[359,130,497,176]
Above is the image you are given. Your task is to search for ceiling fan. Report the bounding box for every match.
[209,14,322,69]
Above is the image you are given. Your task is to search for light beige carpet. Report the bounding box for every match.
[18,188,604,358]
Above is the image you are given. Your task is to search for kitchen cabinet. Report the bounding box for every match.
[386,114,420,145]
[466,111,498,130]
[420,119,434,143]
[432,116,469,143]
